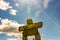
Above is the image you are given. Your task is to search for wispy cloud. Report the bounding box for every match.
[18,0,39,6]
[13,0,51,18]
[33,0,51,20]
[43,0,51,8]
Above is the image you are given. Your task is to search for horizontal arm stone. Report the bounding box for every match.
[18,22,43,31]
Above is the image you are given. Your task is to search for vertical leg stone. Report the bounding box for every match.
[35,34,41,40]
[23,36,28,40]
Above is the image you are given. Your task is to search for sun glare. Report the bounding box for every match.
[15,0,39,18]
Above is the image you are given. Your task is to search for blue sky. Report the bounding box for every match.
[0,0,60,40]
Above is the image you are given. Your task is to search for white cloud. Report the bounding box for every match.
[0,0,18,15]
[8,37,23,40]
[0,0,12,10]
[15,3,19,7]
[9,9,17,15]
[0,19,24,38]
[7,38,22,40]
[7,36,35,40]
[7,38,17,40]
